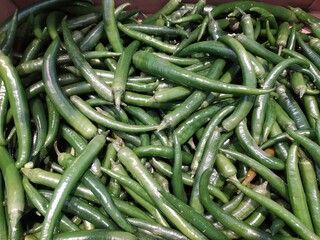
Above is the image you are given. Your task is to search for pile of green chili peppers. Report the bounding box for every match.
[0,0,320,239]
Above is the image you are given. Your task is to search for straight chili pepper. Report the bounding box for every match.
[40,133,107,239]
[133,50,272,95]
